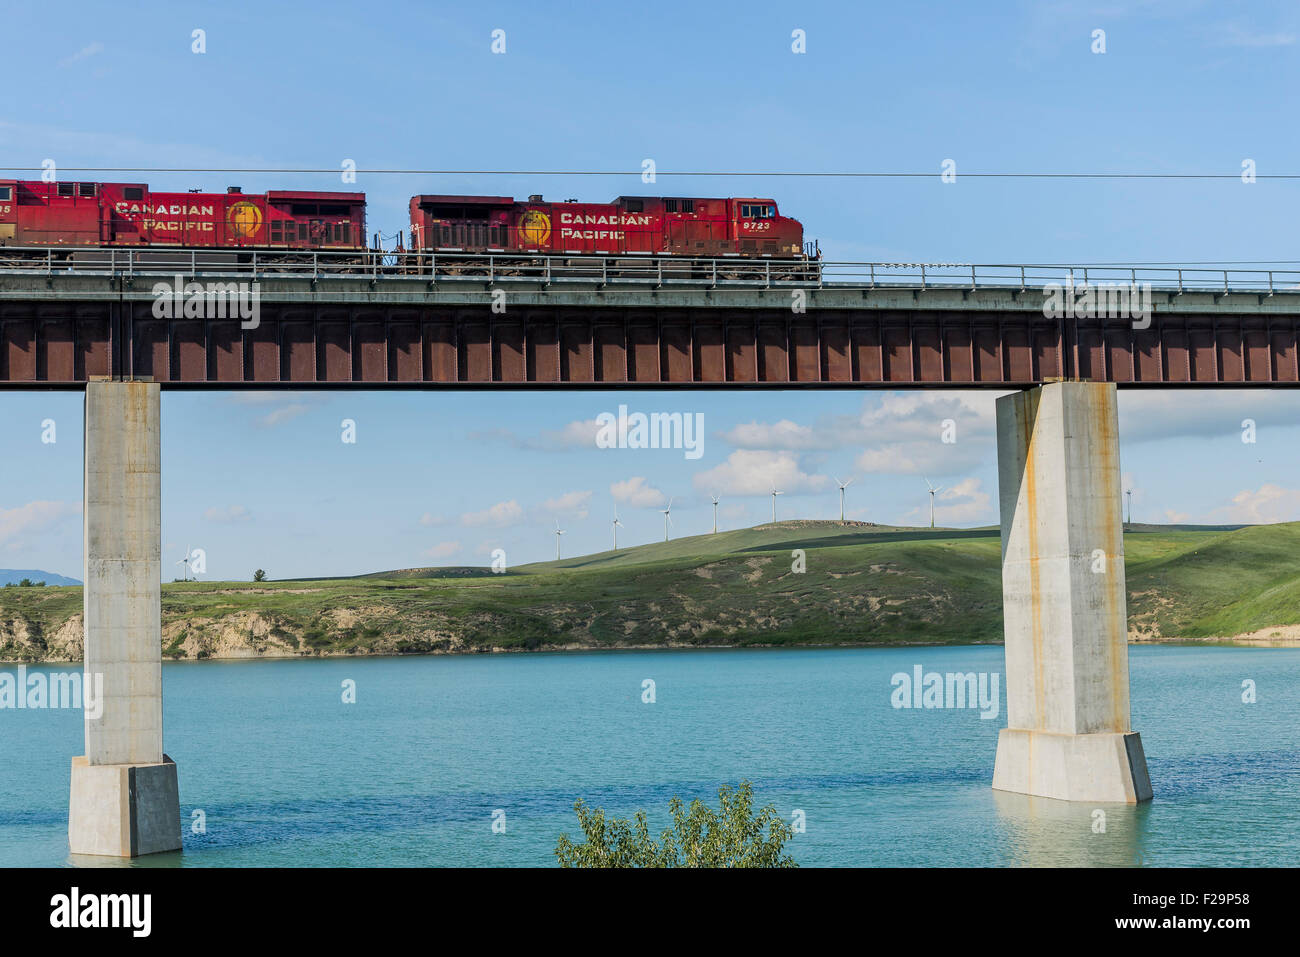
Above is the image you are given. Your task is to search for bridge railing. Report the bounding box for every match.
[2,246,1299,294]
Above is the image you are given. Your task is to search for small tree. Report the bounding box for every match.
[253,569,266,582]
[555,781,796,868]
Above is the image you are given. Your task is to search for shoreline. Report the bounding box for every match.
[3,632,1297,665]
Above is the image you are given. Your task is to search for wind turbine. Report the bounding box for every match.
[1126,489,1132,525]
[175,544,191,582]
[612,507,623,551]
[661,497,673,542]
[770,487,783,524]
[710,493,720,534]
[924,477,943,529]
[833,476,852,523]
[554,519,566,560]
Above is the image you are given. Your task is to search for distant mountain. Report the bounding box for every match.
[0,569,81,586]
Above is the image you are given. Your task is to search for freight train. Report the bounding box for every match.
[0,179,818,277]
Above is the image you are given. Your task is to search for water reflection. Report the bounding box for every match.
[993,789,1151,866]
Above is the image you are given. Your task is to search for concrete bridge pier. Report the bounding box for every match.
[992,381,1153,804]
[68,379,182,856]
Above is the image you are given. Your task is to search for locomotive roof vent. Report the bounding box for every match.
[227,186,242,193]
[528,194,543,202]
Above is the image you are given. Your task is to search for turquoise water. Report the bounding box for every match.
[0,645,1297,867]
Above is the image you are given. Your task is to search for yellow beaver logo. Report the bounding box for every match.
[227,201,264,239]
[518,209,550,247]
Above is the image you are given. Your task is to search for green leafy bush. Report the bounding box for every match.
[555,781,796,868]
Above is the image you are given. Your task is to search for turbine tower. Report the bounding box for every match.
[1125,488,1132,525]
[175,544,191,582]
[661,497,673,542]
[924,477,943,529]
[770,487,782,524]
[833,476,852,523]
[554,519,566,560]
[710,493,720,534]
[612,507,623,551]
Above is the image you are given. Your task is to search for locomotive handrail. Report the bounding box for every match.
[2,246,1300,295]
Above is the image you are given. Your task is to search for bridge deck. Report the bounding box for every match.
[3,255,1300,388]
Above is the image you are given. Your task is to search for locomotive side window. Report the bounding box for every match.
[57,183,74,197]
[625,199,643,213]
[124,187,143,200]
[0,187,10,201]
[79,183,96,197]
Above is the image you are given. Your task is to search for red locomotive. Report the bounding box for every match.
[0,179,818,271]
[0,179,366,250]
[408,193,811,258]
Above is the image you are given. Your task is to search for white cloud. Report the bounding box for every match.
[720,419,819,450]
[550,419,604,446]
[0,501,79,546]
[259,403,311,427]
[471,417,604,450]
[461,500,525,528]
[59,42,104,67]
[1215,484,1300,524]
[693,451,829,496]
[226,392,318,427]
[419,512,448,527]
[204,505,252,524]
[1214,24,1296,47]
[422,541,461,559]
[611,476,667,507]
[719,392,997,477]
[540,490,592,519]
[1117,391,1300,444]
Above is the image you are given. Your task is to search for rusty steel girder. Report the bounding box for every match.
[4,296,1300,389]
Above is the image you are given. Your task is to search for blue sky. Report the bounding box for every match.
[3,1,1300,579]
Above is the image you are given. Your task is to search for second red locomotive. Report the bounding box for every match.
[409,193,809,258]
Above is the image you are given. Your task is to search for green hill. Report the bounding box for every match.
[0,520,1294,662]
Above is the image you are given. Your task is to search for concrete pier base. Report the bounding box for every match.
[993,729,1152,804]
[992,381,1152,804]
[69,755,181,857]
[68,380,181,856]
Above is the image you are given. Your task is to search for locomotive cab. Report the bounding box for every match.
[0,180,15,245]
[733,198,804,257]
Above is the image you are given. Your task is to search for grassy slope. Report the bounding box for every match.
[1,520,1295,660]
